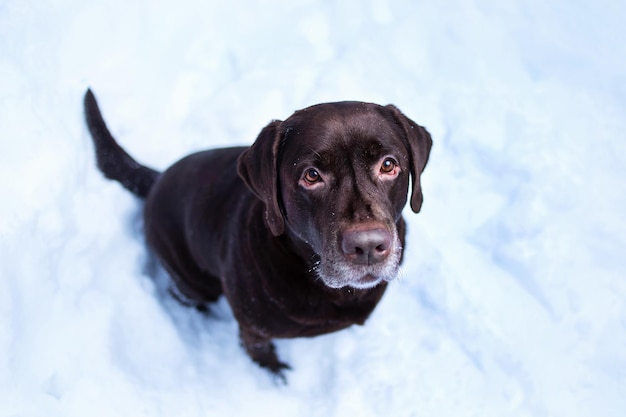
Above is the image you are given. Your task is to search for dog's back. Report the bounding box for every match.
[142,147,251,304]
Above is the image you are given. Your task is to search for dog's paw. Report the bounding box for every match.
[266,359,291,385]
[240,329,292,384]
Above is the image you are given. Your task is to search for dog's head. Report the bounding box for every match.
[238,102,432,289]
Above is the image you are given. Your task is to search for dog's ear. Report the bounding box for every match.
[237,120,285,236]
[385,105,433,213]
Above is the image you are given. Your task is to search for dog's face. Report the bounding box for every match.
[238,102,432,289]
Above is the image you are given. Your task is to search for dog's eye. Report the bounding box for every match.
[304,168,322,184]
[380,158,398,174]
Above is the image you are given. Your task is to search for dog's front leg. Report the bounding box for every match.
[239,328,291,383]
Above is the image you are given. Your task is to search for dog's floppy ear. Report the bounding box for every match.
[237,120,284,236]
[385,105,433,213]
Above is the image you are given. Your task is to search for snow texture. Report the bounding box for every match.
[2,1,626,416]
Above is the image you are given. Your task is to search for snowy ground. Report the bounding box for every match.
[2,1,626,416]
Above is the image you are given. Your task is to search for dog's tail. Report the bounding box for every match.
[84,89,160,198]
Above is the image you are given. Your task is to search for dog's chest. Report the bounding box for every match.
[243,283,387,339]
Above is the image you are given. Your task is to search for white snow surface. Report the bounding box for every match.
[2,1,626,416]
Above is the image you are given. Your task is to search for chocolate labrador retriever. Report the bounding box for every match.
[83,89,432,380]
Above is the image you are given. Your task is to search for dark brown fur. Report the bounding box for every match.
[84,89,432,381]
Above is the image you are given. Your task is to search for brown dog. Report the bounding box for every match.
[84,89,432,380]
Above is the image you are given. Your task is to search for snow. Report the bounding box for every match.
[2,0,625,416]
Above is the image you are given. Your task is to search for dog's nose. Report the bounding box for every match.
[341,227,392,265]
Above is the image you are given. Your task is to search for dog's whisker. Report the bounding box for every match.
[307,260,321,273]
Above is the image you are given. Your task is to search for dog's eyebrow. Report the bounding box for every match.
[309,148,324,161]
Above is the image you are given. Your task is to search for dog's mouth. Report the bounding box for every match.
[354,273,386,289]
[318,265,398,290]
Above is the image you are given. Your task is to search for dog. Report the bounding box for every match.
[83,89,432,380]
